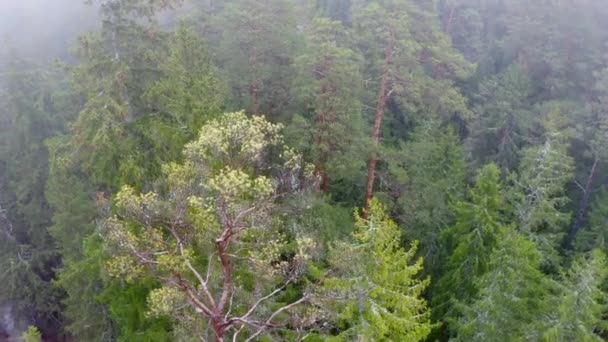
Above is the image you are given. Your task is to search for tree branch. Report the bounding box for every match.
[244,295,310,342]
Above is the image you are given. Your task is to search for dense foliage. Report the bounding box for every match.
[1,0,608,341]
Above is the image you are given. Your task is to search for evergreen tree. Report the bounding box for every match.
[508,103,575,265]
[576,187,608,255]
[0,54,64,337]
[387,119,466,277]
[453,228,554,341]
[434,164,506,329]
[566,67,608,249]
[318,199,431,341]
[352,0,472,214]
[290,17,367,194]
[466,65,532,169]
[215,0,298,117]
[46,1,217,339]
[542,250,608,341]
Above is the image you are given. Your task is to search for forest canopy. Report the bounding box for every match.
[1,0,608,341]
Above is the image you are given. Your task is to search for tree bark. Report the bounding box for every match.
[363,42,393,217]
[565,157,600,250]
[249,83,260,115]
[315,76,333,194]
[314,161,330,193]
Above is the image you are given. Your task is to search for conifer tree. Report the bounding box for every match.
[45,1,214,339]
[388,119,466,277]
[466,65,532,169]
[216,0,297,117]
[290,17,367,193]
[352,0,472,215]
[434,164,506,326]
[319,199,431,341]
[542,250,608,341]
[0,54,64,336]
[566,67,608,249]
[576,187,608,254]
[453,228,554,341]
[508,103,575,263]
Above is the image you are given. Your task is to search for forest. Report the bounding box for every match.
[1,0,608,341]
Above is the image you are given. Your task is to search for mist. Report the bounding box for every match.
[0,0,98,62]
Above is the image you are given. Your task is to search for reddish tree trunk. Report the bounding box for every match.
[313,59,336,194]
[314,161,330,193]
[565,157,600,249]
[249,83,260,115]
[212,321,225,342]
[363,42,394,217]
[444,7,455,34]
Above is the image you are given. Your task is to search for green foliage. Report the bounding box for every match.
[52,235,117,341]
[102,112,317,340]
[215,0,298,117]
[576,187,608,253]
[353,0,473,123]
[143,22,225,153]
[388,119,466,277]
[507,103,575,264]
[21,326,42,342]
[452,228,554,341]
[435,164,506,322]
[0,53,63,334]
[319,199,431,341]
[290,17,368,193]
[5,0,608,340]
[466,65,532,169]
[542,250,608,341]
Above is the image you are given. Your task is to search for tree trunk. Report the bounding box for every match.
[363,43,393,217]
[315,161,330,193]
[249,83,260,115]
[565,157,600,249]
[315,82,331,194]
[212,320,225,342]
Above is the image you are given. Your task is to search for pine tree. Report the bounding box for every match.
[566,67,608,249]
[290,17,367,193]
[575,187,608,255]
[352,0,472,215]
[215,0,298,117]
[46,1,211,339]
[318,199,431,341]
[143,22,225,157]
[466,65,533,170]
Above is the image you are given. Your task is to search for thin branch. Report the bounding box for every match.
[171,206,217,308]
[237,280,292,323]
[244,295,310,342]
[232,324,245,342]
[574,180,586,193]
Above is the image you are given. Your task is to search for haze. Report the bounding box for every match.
[0,0,97,61]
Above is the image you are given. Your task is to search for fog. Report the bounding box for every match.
[0,0,98,62]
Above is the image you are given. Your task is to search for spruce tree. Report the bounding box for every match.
[434,164,506,330]
[319,199,431,341]
[453,228,554,341]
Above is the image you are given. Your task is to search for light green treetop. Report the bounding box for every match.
[103,111,318,341]
[318,199,431,341]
